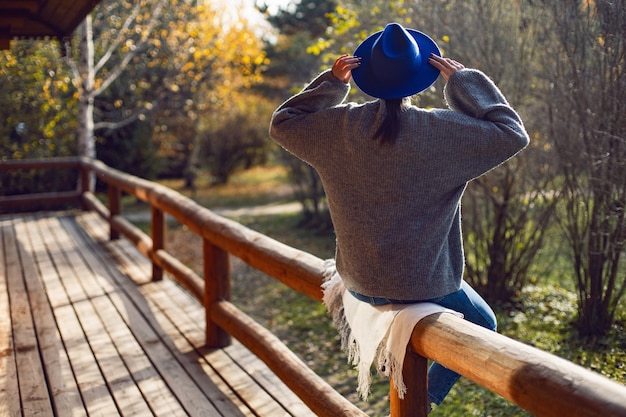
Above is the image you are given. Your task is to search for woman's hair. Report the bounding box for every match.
[374,98,409,145]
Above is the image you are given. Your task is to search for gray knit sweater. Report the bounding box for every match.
[269,69,529,300]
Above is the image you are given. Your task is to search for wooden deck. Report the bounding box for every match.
[0,210,317,417]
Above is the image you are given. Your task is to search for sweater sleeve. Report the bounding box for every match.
[444,69,509,117]
[437,69,530,180]
[269,70,351,154]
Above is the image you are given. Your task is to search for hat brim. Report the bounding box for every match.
[352,28,441,99]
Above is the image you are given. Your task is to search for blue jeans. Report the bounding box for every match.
[349,281,497,406]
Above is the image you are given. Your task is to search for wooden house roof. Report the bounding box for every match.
[0,0,103,49]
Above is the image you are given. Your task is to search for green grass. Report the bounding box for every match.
[158,165,294,208]
[155,166,625,417]
[120,165,293,215]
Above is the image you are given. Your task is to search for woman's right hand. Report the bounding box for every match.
[332,55,361,83]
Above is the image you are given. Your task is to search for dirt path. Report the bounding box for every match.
[122,201,302,222]
[213,201,301,217]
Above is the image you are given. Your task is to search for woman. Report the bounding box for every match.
[269,23,529,408]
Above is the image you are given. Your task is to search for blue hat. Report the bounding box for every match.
[352,23,441,99]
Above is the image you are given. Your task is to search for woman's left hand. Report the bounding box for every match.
[332,55,361,83]
[428,54,465,81]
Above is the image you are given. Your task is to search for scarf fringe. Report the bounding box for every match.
[321,259,407,400]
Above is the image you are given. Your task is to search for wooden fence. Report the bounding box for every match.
[2,157,626,417]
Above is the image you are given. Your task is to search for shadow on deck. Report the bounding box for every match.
[0,210,315,416]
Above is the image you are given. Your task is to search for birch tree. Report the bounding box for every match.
[67,0,168,169]
[65,0,267,187]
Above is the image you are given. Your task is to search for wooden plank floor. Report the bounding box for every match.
[0,211,318,417]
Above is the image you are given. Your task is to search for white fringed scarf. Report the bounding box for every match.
[322,260,462,399]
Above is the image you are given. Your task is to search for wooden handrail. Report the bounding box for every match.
[410,314,626,417]
[79,157,359,414]
[0,157,83,212]
[2,157,626,417]
[81,157,326,301]
[212,300,367,417]
[0,156,81,170]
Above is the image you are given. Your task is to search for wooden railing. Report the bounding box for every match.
[2,157,626,417]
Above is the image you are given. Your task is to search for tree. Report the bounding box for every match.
[181,2,269,186]
[63,0,171,188]
[538,0,626,336]
[262,0,338,227]
[198,92,274,185]
[62,0,268,186]
[0,41,77,160]
[0,41,79,196]
[263,0,338,92]
[413,0,559,306]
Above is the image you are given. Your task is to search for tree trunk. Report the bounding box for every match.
[77,15,96,190]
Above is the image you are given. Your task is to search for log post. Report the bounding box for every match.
[107,185,120,240]
[390,347,429,417]
[79,163,91,210]
[151,207,164,282]
[203,239,231,347]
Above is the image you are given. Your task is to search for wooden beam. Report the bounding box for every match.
[0,11,61,36]
[150,207,164,281]
[0,157,80,171]
[0,191,81,213]
[390,348,429,417]
[0,30,11,50]
[107,185,120,240]
[211,300,368,417]
[410,313,626,417]
[81,157,327,301]
[0,1,39,13]
[203,240,231,348]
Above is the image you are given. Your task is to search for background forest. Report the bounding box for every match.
[1,0,625,415]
